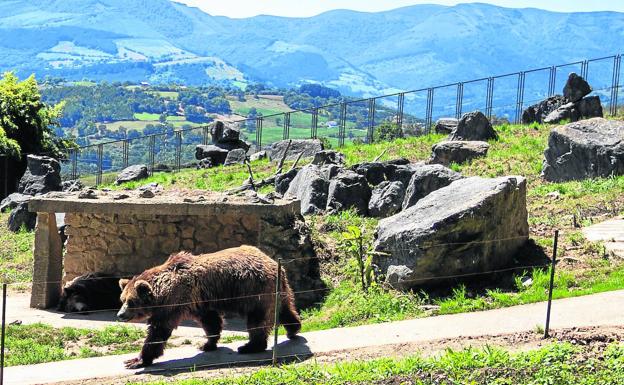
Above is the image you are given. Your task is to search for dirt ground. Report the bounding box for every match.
[62,325,624,385]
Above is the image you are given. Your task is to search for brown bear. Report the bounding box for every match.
[116,245,301,369]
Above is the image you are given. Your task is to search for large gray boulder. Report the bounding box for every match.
[223,148,247,166]
[448,111,497,141]
[326,170,371,215]
[115,164,148,185]
[522,95,567,124]
[402,164,463,210]
[285,164,330,215]
[542,118,624,182]
[434,118,458,134]
[0,193,31,213]
[563,72,592,103]
[8,202,36,232]
[268,139,324,162]
[209,121,251,152]
[368,181,405,218]
[384,163,423,186]
[18,155,61,195]
[429,141,490,166]
[374,176,528,290]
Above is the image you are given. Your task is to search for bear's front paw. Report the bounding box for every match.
[237,342,267,354]
[124,357,150,369]
[201,342,218,352]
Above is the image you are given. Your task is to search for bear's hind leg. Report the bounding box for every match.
[199,310,223,352]
[280,301,301,339]
[238,307,270,354]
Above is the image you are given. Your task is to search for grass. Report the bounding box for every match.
[0,212,34,284]
[6,323,144,366]
[134,342,624,385]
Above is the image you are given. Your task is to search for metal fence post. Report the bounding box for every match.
[485,77,494,119]
[122,140,129,169]
[455,83,464,119]
[311,108,319,139]
[581,60,589,79]
[548,66,557,97]
[397,93,405,131]
[175,131,182,172]
[425,88,434,133]
[1,283,8,385]
[339,102,347,147]
[282,113,290,140]
[515,72,526,124]
[255,117,263,149]
[202,125,209,145]
[544,230,559,338]
[610,55,621,116]
[367,98,376,143]
[149,135,156,176]
[272,258,282,366]
[96,144,103,186]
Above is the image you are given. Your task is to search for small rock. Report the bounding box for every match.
[115,165,149,185]
[113,193,130,200]
[275,168,300,195]
[312,150,346,166]
[434,118,458,134]
[429,141,490,166]
[61,179,84,192]
[326,170,371,215]
[351,162,386,185]
[521,277,533,287]
[139,189,155,198]
[368,181,405,218]
[78,190,98,199]
[546,191,561,200]
[268,139,324,162]
[250,150,267,162]
[7,202,36,232]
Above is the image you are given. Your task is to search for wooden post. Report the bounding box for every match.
[272,258,282,366]
[544,230,559,338]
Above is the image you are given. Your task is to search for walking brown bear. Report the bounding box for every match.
[117,245,301,369]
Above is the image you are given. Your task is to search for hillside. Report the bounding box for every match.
[1,1,623,95]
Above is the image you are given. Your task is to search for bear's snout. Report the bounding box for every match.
[116,304,132,321]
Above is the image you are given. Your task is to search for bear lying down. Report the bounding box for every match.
[117,245,301,369]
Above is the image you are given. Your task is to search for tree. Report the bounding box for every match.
[0,72,71,157]
[0,72,74,198]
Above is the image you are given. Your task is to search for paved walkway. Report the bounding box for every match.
[6,290,624,385]
[583,216,624,257]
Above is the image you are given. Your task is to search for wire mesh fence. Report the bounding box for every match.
[49,54,622,186]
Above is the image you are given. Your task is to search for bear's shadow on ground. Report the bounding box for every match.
[137,336,312,377]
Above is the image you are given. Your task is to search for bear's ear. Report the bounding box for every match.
[134,280,154,300]
[119,278,130,290]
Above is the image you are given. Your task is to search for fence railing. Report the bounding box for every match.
[59,54,623,185]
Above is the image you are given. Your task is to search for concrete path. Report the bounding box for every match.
[7,293,246,338]
[6,289,624,385]
[583,216,624,257]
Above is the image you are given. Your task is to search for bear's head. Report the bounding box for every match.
[117,278,155,322]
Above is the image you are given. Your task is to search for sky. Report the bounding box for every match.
[176,0,624,18]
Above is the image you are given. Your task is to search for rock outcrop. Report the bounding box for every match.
[224,148,247,166]
[522,96,567,124]
[542,118,624,182]
[285,164,330,215]
[374,176,528,290]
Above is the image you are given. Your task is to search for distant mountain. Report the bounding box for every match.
[1,0,623,96]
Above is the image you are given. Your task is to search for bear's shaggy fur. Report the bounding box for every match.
[58,273,122,313]
[117,245,301,369]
